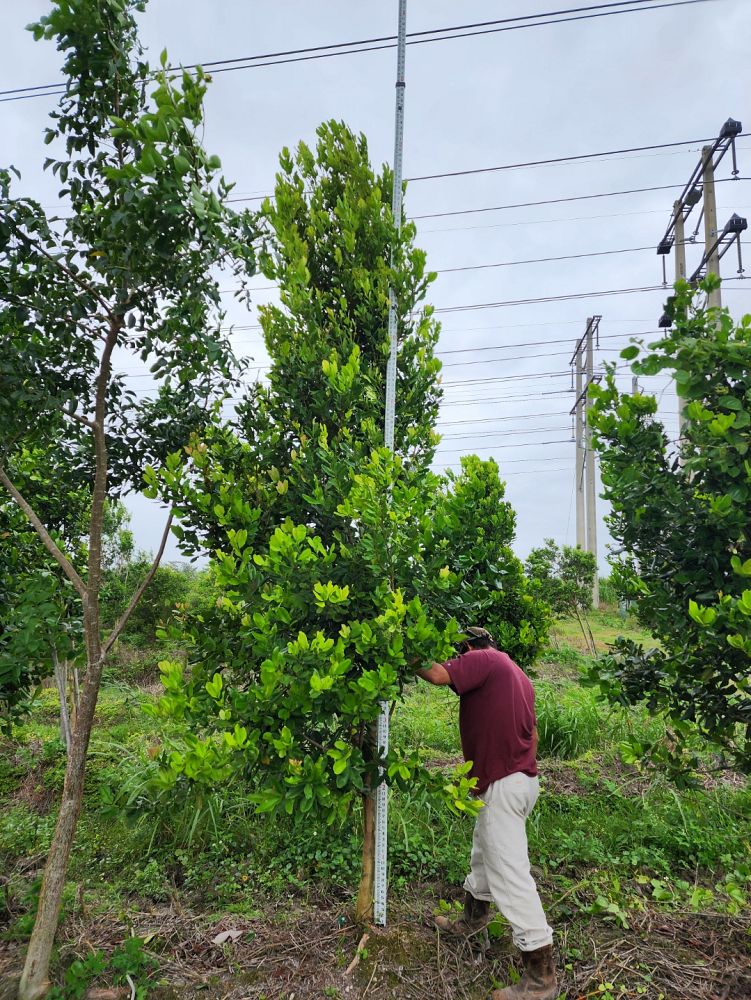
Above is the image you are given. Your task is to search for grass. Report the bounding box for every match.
[1,608,749,998]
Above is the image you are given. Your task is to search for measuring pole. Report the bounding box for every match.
[702,145,722,309]
[585,320,599,607]
[375,0,407,929]
[575,345,585,549]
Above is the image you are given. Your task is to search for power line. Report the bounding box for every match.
[437,330,658,354]
[225,143,750,206]
[408,132,743,184]
[438,425,569,441]
[441,395,571,409]
[435,285,668,314]
[219,242,695,296]
[0,1,722,103]
[411,176,749,220]
[436,437,573,452]
[432,464,570,475]
[436,245,654,273]
[434,278,746,316]
[418,201,751,235]
[226,318,658,344]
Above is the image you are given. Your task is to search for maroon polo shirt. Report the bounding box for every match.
[444,647,537,794]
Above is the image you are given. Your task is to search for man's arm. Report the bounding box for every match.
[415,662,452,685]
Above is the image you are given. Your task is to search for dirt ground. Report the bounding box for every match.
[2,889,749,1000]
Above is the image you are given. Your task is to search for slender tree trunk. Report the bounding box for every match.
[51,648,71,753]
[355,788,376,923]
[18,637,106,999]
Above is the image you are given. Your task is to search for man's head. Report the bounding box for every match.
[457,626,497,655]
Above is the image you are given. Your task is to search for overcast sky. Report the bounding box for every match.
[3,0,750,569]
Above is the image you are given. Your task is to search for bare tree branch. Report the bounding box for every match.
[64,408,98,431]
[11,227,115,319]
[0,463,88,601]
[101,508,174,656]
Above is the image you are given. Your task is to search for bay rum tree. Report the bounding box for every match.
[0,1,256,995]
[152,122,547,920]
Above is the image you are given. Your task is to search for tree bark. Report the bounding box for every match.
[354,789,375,923]
[18,648,106,999]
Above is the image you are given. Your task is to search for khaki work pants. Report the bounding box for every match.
[463,771,554,952]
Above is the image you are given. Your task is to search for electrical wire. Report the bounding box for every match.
[0,0,723,103]
[437,437,573,452]
[431,464,570,475]
[418,202,751,235]
[409,177,750,220]
[218,241,702,296]
[434,285,668,314]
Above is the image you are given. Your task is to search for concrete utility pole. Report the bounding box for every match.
[375,0,407,930]
[585,320,599,608]
[673,200,687,434]
[702,145,722,309]
[575,348,585,549]
[674,200,687,282]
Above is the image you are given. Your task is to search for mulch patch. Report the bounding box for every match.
[1,889,749,999]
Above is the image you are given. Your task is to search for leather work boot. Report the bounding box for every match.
[434,891,491,935]
[490,944,558,999]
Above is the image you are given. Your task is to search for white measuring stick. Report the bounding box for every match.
[373,701,390,925]
[375,0,408,929]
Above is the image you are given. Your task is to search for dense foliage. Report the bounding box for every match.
[150,123,547,916]
[588,279,751,775]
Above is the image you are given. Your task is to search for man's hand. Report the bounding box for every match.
[415,662,452,685]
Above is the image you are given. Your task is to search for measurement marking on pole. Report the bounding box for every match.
[373,701,390,926]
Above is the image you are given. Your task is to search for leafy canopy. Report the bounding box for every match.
[149,123,546,831]
[588,279,751,775]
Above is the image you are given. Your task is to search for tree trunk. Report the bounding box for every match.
[18,646,105,999]
[354,789,375,923]
[51,649,71,753]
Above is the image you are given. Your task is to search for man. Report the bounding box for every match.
[416,627,557,1000]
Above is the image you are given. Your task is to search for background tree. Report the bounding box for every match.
[588,278,751,776]
[152,122,548,921]
[0,448,90,744]
[419,456,550,667]
[100,504,195,650]
[526,538,596,653]
[0,1,256,994]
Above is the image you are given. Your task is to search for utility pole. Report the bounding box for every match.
[575,347,585,549]
[673,201,687,433]
[375,0,407,930]
[674,200,687,281]
[585,320,599,608]
[570,317,601,605]
[702,145,722,309]
[656,119,744,445]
